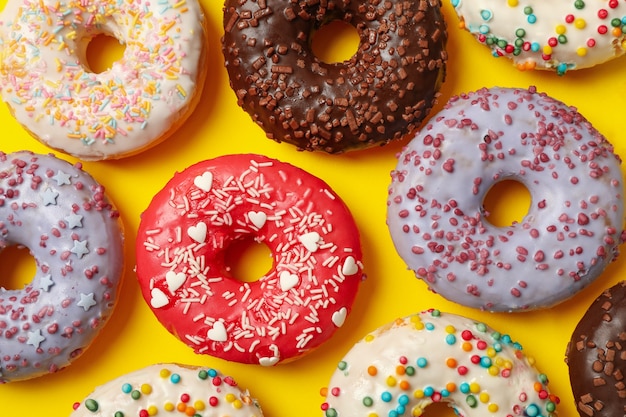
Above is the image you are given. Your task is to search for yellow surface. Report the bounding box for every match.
[1,0,626,416]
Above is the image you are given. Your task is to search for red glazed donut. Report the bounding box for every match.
[135,154,364,365]
[221,0,448,153]
[0,151,124,382]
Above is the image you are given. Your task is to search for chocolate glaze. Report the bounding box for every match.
[566,281,626,417]
[221,0,447,153]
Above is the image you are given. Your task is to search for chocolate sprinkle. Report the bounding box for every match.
[221,0,448,153]
[566,281,626,417]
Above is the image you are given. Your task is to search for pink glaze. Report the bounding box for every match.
[387,86,624,312]
[0,151,124,382]
[136,154,364,365]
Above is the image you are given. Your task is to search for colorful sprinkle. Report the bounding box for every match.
[322,311,560,417]
[452,0,626,73]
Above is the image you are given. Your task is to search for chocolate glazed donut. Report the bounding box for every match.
[566,281,626,417]
[221,0,448,153]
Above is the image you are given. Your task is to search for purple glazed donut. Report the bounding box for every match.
[387,86,625,312]
[0,151,124,382]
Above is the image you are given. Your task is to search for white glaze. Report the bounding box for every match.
[452,0,626,74]
[70,363,264,416]
[0,151,124,383]
[387,86,624,312]
[322,310,559,417]
[0,0,206,160]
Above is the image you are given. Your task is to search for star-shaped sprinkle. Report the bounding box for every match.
[70,239,89,258]
[77,293,97,311]
[65,213,83,229]
[52,170,71,186]
[27,329,46,349]
[42,188,59,206]
[38,274,54,292]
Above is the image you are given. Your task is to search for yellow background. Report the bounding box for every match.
[2,0,626,416]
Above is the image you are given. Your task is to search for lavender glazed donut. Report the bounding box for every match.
[0,151,124,382]
[387,86,624,312]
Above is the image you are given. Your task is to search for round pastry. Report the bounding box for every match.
[387,86,624,312]
[451,0,626,75]
[71,363,263,416]
[0,0,207,161]
[0,151,124,383]
[566,281,626,417]
[135,154,364,366]
[321,309,560,417]
[221,0,448,153]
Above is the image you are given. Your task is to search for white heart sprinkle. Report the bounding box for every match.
[193,171,213,192]
[187,222,207,243]
[332,307,348,327]
[279,271,299,291]
[150,288,169,309]
[166,271,186,293]
[248,211,267,229]
[207,321,228,342]
[298,231,320,252]
[342,256,359,276]
[259,356,279,367]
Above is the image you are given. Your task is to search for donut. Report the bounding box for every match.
[0,151,124,383]
[451,0,626,75]
[321,309,560,417]
[221,0,448,153]
[0,0,207,161]
[387,86,625,312]
[135,154,364,366]
[566,281,626,417]
[70,363,264,416]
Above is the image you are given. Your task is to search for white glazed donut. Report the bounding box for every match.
[451,0,626,75]
[0,0,207,160]
[70,363,263,416]
[321,309,560,417]
[387,86,624,312]
[0,151,124,383]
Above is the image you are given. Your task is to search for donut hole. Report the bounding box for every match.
[482,179,532,227]
[85,33,126,74]
[311,20,360,64]
[224,237,273,283]
[0,245,37,290]
[420,402,458,417]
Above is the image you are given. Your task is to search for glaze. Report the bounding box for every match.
[566,281,626,417]
[0,151,124,382]
[222,0,448,153]
[387,86,624,312]
[136,154,364,365]
[71,363,264,416]
[0,0,207,160]
[322,309,560,417]
[451,0,626,75]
